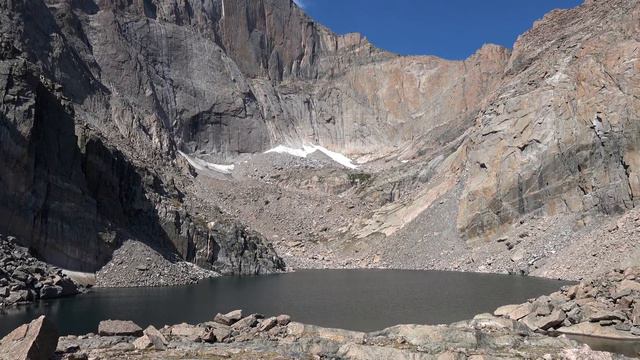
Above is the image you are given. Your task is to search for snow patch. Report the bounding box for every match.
[178,151,234,174]
[265,144,358,169]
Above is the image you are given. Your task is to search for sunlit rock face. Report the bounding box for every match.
[456,0,640,239]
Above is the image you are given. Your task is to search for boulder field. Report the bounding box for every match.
[0,235,82,309]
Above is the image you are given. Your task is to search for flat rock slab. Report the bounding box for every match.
[338,343,435,360]
[494,304,520,317]
[0,315,58,360]
[98,320,143,337]
[558,322,640,340]
[170,323,206,340]
[507,303,533,320]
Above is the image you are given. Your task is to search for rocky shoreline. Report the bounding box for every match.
[1,309,629,360]
[493,267,640,343]
[0,235,83,309]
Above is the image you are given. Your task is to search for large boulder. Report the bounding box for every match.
[52,276,79,297]
[39,285,63,299]
[169,323,207,341]
[214,309,243,326]
[208,326,232,343]
[133,325,168,350]
[98,320,143,337]
[0,315,58,360]
[231,315,259,331]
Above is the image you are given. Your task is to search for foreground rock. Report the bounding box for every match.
[494,266,640,342]
[49,311,623,360]
[0,315,58,360]
[0,235,82,307]
[98,320,144,337]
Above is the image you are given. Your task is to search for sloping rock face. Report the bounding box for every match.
[457,0,640,239]
[306,0,640,246]
[0,0,284,274]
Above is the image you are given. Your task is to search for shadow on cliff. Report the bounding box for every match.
[0,75,194,272]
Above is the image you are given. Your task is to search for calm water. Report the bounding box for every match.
[0,269,568,336]
[566,334,640,357]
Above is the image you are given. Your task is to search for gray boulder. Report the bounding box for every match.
[39,285,63,299]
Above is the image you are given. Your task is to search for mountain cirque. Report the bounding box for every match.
[1,0,640,284]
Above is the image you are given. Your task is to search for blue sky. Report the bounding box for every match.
[293,0,583,60]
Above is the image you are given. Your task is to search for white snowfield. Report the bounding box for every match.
[265,144,358,169]
[178,151,235,174]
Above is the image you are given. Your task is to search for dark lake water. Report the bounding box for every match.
[0,269,569,337]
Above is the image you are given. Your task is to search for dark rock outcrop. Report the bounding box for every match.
[0,235,81,307]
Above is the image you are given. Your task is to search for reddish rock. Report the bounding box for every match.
[0,315,58,360]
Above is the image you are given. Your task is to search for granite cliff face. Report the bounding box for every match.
[1,0,640,279]
[457,0,640,239]
[0,0,284,275]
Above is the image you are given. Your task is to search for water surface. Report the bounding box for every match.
[0,269,568,336]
